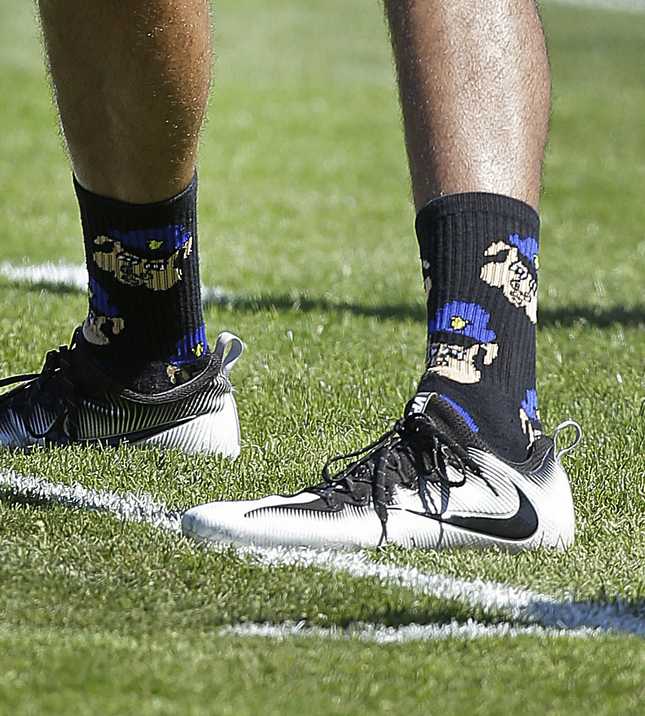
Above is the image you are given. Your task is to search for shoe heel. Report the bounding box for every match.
[556,475,576,550]
[135,393,241,457]
[540,460,576,551]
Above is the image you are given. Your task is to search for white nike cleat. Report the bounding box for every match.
[0,328,244,456]
[182,394,581,551]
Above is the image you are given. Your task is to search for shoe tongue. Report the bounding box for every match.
[69,327,124,395]
[406,391,435,417]
[405,391,479,447]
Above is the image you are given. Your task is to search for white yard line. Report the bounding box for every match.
[0,261,88,291]
[0,261,231,306]
[222,620,598,643]
[1,470,643,638]
[0,469,182,533]
[248,545,645,636]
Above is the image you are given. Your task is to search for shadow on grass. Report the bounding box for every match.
[203,293,645,328]
[5,280,645,328]
[0,489,64,512]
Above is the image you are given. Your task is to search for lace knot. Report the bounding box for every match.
[318,409,481,547]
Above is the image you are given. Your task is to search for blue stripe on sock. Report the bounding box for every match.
[107,225,192,254]
[88,277,120,317]
[521,388,539,420]
[507,233,539,264]
[439,394,480,433]
[428,301,496,343]
[169,323,208,365]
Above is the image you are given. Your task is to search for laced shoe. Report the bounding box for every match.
[0,328,244,456]
[182,394,580,550]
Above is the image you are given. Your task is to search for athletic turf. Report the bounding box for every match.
[0,1,643,713]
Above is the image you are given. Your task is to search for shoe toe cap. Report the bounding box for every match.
[181,501,238,542]
[181,496,280,545]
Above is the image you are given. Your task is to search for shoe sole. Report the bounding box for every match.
[182,510,573,552]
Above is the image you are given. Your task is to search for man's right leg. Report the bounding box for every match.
[39,0,212,388]
[0,1,243,454]
[38,0,210,203]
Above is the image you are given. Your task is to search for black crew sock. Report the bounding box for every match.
[414,192,542,462]
[74,175,209,393]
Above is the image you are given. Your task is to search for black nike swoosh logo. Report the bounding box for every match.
[399,485,539,541]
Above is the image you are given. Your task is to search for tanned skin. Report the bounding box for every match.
[39,1,549,209]
[38,0,211,203]
[385,0,550,211]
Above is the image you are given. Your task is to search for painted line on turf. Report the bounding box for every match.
[0,469,181,533]
[248,545,645,637]
[1,471,643,638]
[0,260,385,318]
[0,261,232,307]
[222,620,598,643]
[0,262,88,291]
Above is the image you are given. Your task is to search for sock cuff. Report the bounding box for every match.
[73,173,197,232]
[415,192,539,241]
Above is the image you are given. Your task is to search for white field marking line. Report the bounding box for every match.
[0,262,88,291]
[222,620,598,643]
[0,469,182,534]
[1,470,643,638]
[248,545,645,636]
[0,261,231,306]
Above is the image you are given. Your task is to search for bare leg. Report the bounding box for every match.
[38,0,212,203]
[385,0,550,211]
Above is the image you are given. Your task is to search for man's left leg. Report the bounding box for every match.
[183,0,579,549]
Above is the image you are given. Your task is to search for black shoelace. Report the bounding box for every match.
[0,344,80,442]
[319,411,482,546]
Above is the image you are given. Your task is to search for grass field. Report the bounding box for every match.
[0,0,644,713]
